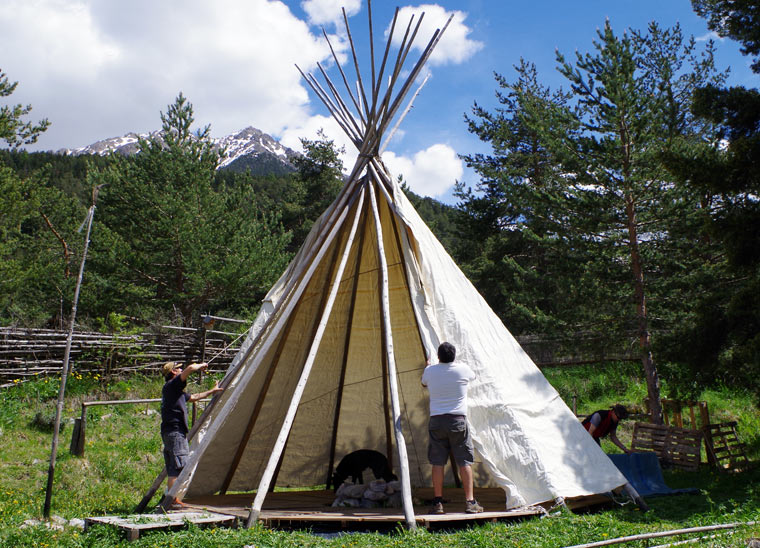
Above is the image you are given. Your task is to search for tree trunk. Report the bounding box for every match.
[625,192,664,425]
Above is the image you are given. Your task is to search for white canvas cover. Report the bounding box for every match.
[168,173,626,510]
[161,4,628,519]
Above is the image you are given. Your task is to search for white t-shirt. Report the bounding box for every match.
[421,361,475,416]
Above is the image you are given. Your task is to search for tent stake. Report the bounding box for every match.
[623,482,649,512]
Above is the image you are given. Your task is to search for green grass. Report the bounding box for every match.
[0,368,759,547]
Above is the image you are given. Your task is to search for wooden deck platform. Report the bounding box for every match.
[182,488,545,529]
[87,488,615,539]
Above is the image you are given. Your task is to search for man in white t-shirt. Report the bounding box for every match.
[421,342,483,514]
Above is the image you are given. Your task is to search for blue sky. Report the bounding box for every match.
[0,1,755,203]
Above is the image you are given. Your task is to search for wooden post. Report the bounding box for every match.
[69,403,87,456]
[43,187,100,518]
[672,401,683,428]
[700,401,716,466]
[369,182,416,529]
[245,188,366,528]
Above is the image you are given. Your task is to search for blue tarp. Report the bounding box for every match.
[608,453,700,498]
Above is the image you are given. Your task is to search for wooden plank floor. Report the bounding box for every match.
[182,488,545,528]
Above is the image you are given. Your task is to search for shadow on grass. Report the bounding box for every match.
[609,465,760,525]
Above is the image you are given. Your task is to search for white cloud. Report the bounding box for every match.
[383,143,462,197]
[301,0,361,27]
[0,0,121,82]
[0,0,461,199]
[388,4,483,66]
[695,30,723,42]
[0,0,339,150]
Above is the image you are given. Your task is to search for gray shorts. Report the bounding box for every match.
[162,431,189,478]
[428,414,474,467]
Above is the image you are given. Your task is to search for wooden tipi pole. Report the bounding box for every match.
[368,181,416,529]
[245,188,367,527]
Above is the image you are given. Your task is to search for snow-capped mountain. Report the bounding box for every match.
[64,126,299,176]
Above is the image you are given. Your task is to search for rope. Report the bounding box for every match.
[205,329,248,365]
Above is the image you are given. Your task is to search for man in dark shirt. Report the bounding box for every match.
[582,404,632,453]
[161,361,223,507]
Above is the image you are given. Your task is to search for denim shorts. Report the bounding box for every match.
[428,414,474,466]
[162,431,189,477]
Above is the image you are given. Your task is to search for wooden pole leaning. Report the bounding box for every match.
[321,28,366,127]
[245,187,367,528]
[43,187,100,518]
[368,181,417,529]
[342,7,371,120]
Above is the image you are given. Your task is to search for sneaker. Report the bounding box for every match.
[167,500,187,511]
[465,499,484,514]
[429,500,444,514]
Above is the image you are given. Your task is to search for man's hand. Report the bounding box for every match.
[180,362,208,381]
[189,362,208,372]
[189,380,225,402]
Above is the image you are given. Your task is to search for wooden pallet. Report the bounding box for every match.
[703,422,750,471]
[85,511,236,541]
[631,422,703,471]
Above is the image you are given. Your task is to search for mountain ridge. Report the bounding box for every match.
[61,126,299,176]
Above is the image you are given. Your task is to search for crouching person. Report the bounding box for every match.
[421,342,483,514]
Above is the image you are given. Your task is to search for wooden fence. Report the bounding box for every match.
[0,326,638,386]
[0,326,242,385]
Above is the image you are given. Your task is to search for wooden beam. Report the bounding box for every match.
[223,208,350,494]
[219,309,298,494]
[320,27,366,127]
[342,7,371,125]
[269,222,348,491]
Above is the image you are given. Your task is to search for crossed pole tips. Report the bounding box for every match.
[295,1,452,194]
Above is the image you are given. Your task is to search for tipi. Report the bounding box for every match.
[148,3,636,528]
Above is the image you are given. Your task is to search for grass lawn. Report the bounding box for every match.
[0,366,759,547]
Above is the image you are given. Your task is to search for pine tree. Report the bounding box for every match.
[657,0,760,396]
[93,94,290,325]
[460,22,725,422]
[0,69,49,148]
